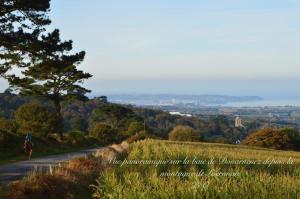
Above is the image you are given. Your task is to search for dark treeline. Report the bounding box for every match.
[0,91,250,144]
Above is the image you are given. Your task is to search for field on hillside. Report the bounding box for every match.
[92,139,300,199]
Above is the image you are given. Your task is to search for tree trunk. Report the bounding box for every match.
[54,99,64,140]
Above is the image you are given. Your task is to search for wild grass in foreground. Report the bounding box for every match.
[92,139,300,199]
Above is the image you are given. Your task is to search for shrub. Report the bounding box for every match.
[64,131,85,144]
[0,118,17,133]
[118,121,145,139]
[127,121,144,135]
[0,130,24,154]
[0,185,9,199]
[89,123,119,144]
[243,128,300,150]
[70,116,88,132]
[168,125,201,142]
[9,156,102,199]
[126,130,148,143]
[46,133,61,142]
[15,102,57,137]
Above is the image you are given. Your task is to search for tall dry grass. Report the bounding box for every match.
[92,139,300,199]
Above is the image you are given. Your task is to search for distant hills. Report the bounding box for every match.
[107,94,262,106]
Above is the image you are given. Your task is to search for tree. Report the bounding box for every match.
[118,121,145,139]
[0,117,17,133]
[9,29,92,138]
[70,115,88,132]
[243,128,300,150]
[155,112,175,129]
[89,123,118,144]
[91,104,138,129]
[0,0,51,77]
[168,125,201,142]
[15,102,56,137]
[127,121,144,135]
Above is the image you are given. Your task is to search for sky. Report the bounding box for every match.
[1,0,300,98]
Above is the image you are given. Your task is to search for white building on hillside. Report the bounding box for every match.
[235,116,245,128]
[169,112,192,117]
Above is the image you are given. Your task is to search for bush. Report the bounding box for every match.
[15,102,57,137]
[126,130,149,143]
[46,133,61,142]
[9,156,102,199]
[168,125,201,142]
[0,185,9,199]
[243,128,300,150]
[0,118,18,133]
[89,123,119,144]
[118,121,145,139]
[70,116,88,132]
[0,130,24,154]
[64,131,85,144]
[127,121,144,135]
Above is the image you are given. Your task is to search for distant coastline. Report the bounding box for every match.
[105,93,263,106]
[101,93,300,108]
[225,99,300,107]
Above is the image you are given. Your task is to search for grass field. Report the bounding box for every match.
[92,139,300,199]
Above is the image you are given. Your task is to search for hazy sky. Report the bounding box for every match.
[1,0,300,98]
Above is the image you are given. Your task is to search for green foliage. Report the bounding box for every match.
[15,102,57,137]
[0,0,51,77]
[133,108,242,143]
[9,29,92,100]
[0,91,247,143]
[89,123,119,144]
[168,125,201,142]
[0,129,24,154]
[155,112,176,129]
[127,121,144,135]
[243,128,300,150]
[0,92,29,118]
[64,131,85,144]
[70,115,88,132]
[0,185,9,199]
[8,30,92,138]
[90,103,141,130]
[0,117,17,133]
[1,0,92,140]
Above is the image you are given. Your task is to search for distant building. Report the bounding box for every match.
[169,112,192,117]
[235,116,245,128]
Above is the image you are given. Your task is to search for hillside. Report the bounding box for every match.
[0,92,250,144]
[92,139,300,198]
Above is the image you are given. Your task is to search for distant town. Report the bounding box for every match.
[107,94,300,129]
[108,94,262,106]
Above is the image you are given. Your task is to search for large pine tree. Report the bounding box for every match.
[1,1,92,138]
[9,29,92,138]
[0,0,51,76]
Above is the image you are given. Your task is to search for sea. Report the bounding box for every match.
[225,99,300,107]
